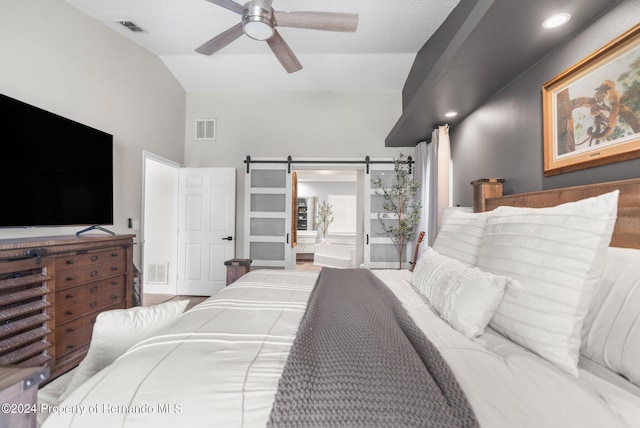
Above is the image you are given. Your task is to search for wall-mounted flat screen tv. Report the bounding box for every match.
[0,93,113,228]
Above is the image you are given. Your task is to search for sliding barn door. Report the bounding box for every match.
[244,164,294,270]
[364,164,411,269]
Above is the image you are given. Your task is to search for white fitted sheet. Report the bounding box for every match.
[40,269,640,428]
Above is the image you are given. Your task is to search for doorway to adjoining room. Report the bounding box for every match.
[294,169,359,271]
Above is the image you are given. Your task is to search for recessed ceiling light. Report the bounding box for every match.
[542,13,571,29]
[444,111,458,118]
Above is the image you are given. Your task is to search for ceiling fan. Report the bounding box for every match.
[195,0,359,73]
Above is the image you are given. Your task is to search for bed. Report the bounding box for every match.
[38,178,640,428]
[313,242,356,268]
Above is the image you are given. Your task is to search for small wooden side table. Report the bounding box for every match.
[224,259,252,286]
[0,365,49,428]
[471,178,504,212]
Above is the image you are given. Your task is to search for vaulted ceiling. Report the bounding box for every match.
[65,0,621,147]
[65,0,459,92]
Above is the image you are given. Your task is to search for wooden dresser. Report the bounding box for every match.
[0,235,135,380]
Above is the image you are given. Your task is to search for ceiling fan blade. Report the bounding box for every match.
[266,30,302,73]
[204,0,245,14]
[195,23,244,55]
[273,11,358,32]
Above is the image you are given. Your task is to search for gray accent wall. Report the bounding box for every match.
[451,0,640,207]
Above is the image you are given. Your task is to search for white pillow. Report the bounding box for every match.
[412,247,513,338]
[581,246,640,386]
[478,190,619,376]
[59,299,189,401]
[433,211,489,266]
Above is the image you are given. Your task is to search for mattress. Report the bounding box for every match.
[40,269,640,428]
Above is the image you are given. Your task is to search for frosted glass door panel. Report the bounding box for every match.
[250,242,285,260]
[251,170,286,188]
[250,218,285,236]
[370,218,400,238]
[370,244,409,264]
[370,194,394,214]
[251,194,286,212]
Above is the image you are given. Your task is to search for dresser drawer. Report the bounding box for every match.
[55,286,89,325]
[56,248,126,273]
[55,318,86,358]
[86,276,126,310]
[56,276,126,325]
[57,260,126,290]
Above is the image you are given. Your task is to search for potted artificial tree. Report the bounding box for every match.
[371,153,421,269]
[317,200,334,243]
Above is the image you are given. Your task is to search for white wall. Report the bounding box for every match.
[298,181,357,204]
[0,0,186,267]
[185,91,413,255]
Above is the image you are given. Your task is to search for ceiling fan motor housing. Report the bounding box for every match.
[242,2,275,40]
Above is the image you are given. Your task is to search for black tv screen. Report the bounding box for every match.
[0,94,113,228]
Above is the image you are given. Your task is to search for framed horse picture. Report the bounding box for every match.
[542,23,640,176]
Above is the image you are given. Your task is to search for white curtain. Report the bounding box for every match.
[414,125,451,255]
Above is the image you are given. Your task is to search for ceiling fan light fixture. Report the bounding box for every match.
[243,18,274,40]
[242,5,275,40]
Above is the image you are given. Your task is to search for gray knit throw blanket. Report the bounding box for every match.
[267,268,479,428]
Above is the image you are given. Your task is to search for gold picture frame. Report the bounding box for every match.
[542,23,640,176]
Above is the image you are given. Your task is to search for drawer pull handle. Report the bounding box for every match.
[90,286,98,293]
[66,260,75,265]
[66,310,74,315]
[65,293,74,299]
[67,327,75,332]
[91,255,99,261]
[111,252,119,257]
[91,270,98,277]
[89,301,98,308]
[66,276,75,281]
[111,267,118,271]
[111,281,118,285]
[66,344,75,350]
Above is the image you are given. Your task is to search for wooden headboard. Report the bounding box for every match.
[479,178,640,249]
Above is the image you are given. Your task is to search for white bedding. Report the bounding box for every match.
[40,269,640,428]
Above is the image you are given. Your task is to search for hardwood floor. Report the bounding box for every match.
[296,260,322,272]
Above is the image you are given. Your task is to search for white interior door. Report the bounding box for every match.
[244,164,293,270]
[364,164,410,269]
[178,168,235,296]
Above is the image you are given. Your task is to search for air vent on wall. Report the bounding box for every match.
[195,119,216,140]
[145,262,169,285]
[117,21,146,32]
